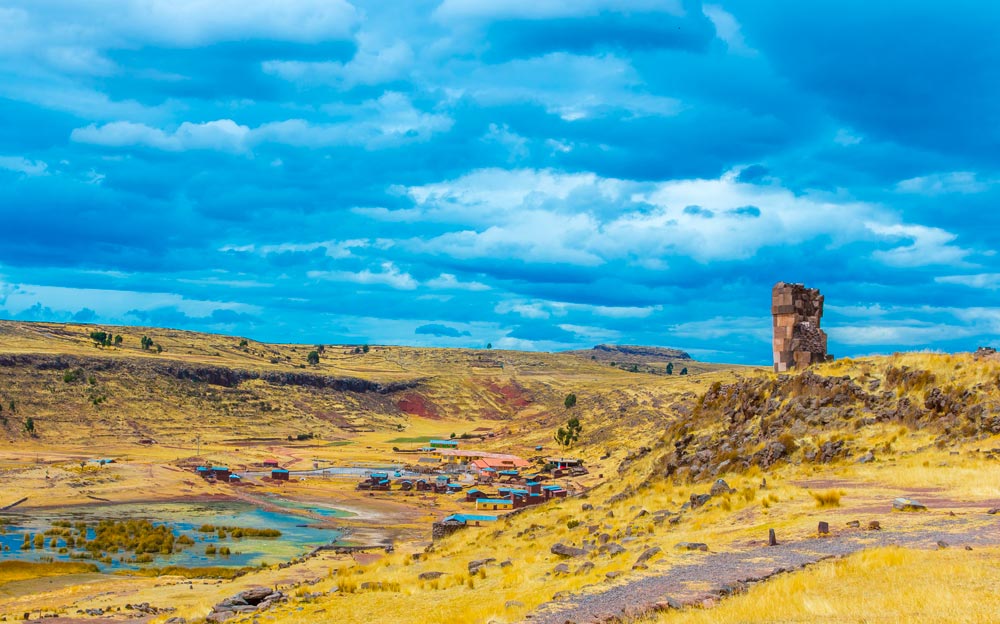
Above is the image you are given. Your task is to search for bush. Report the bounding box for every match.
[811,490,843,508]
[307,351,320,365]
[564,393,577,408]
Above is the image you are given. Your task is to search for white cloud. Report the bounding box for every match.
[401,167,974,269]
[834,128,863,146]
[220,239,368,259]
[308,262,418,290]
[668,316,771,341]
[462,53,681,121]
[0,155,47,176]
[867,222,971,267]
[426,273,490,291]
[71,94,452,152]
[434,0,682,21]
[495,298,660,319]
[3,0,358,48]
[703,5,756,55]
[262,37,413,88]
[72,119,250,153]
[895,171,992,195]
[936,273,1000,290]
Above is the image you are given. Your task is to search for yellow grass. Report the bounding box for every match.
[0,561,98,586]
[650,546,1000,623]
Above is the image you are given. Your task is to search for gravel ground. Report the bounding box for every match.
[525,515,1000,623]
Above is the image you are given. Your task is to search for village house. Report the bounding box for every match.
[475,498,513,511]
[271,468,290,481]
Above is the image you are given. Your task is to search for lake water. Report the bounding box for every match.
[0,500,346,571]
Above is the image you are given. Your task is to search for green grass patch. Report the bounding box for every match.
[385,436,437,443]
[326,441,353,447]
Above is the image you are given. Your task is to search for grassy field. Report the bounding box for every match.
[0,320,998,623]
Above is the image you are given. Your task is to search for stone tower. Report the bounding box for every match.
[772,282,828,372]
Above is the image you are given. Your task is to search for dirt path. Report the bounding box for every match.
[525,514,1000,623]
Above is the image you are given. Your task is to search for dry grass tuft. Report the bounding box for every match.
[810,490,844,507]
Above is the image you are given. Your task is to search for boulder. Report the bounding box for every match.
[553,563,570,575]
[846,520,860,528]
[551,543,587,558]
[606,571,623,580]
[575,561,595,575]
[857,451,875,464]
[599,543,627,557]
[468,558,496,574]
[505,601,525,609]
[675,542,709,552]
[710,479,734,496]
[689,493,712,508]
[634,546,663,568]
[893,497,927,512]
[419,571,445,581]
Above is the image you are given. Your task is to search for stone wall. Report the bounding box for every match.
[772,282,829,372]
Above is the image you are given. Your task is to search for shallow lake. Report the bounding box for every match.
[0,500,346,571]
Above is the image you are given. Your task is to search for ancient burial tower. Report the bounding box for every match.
[772,282,829,372]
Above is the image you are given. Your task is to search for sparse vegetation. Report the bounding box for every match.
[307,350,320,365]
[564,393,577,408]
[554,416,583,447]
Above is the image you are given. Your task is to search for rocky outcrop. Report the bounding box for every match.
[206,588,287,622]
[590,345,692,360]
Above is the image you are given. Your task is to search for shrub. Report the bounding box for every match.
[811,490,843,507]
[564,393,577,408]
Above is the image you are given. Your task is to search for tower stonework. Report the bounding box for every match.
[772,282,828,372]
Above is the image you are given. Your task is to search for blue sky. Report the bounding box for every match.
[0,0,998,364]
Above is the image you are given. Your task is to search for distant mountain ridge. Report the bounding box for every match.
[590,344,693,360]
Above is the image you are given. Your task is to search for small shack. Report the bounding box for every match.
[542,484,567,499]
[398,479,413,491]
[263,459,280,468]
[476,498,514,511]
[196,466,211,479]
[228,474,242,484]
[271,468,290,481]
[212,466,231,480]
[415,479,431,492]
[447,483,463,494]
[465,488,486,502]
[430,439,459,449]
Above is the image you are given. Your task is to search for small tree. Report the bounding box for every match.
[564,393,577,409]
[24,417,34,435]
[666,362,674,375]
[362,345,370,354]
[141,336,153,350]
[114,335,123,346]
[554,416,583,447]
[307,351,320,365]
[486,342,492,350]
[680,367,688,376]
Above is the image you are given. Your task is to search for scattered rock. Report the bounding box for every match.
[689,493,712,508]
[988,508,999,515]
[598,533,611,545]
[818,521,829,535]
[937,540,949,549]
[653,598,682,611]
[965,546,973,551]
[575,561,595,575]
[893,497,927,512]
[500,559,513,568]
[675,542,708,552]
[858,451,875,464]
[551,543,587,558]
[867,520,881,531]
[768,528,777,546]
[553,563,570,575]
[468,558,496,574]
[634,546,664,569]
[668,515,682,525]
[710,479,734,496]
[634,509,649,519]
[600,543,627,557]
[581,503,594,511]
[418,571,445,581]
[606,570,624,580]
[846,520,860,528]
[505,600,525,609]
